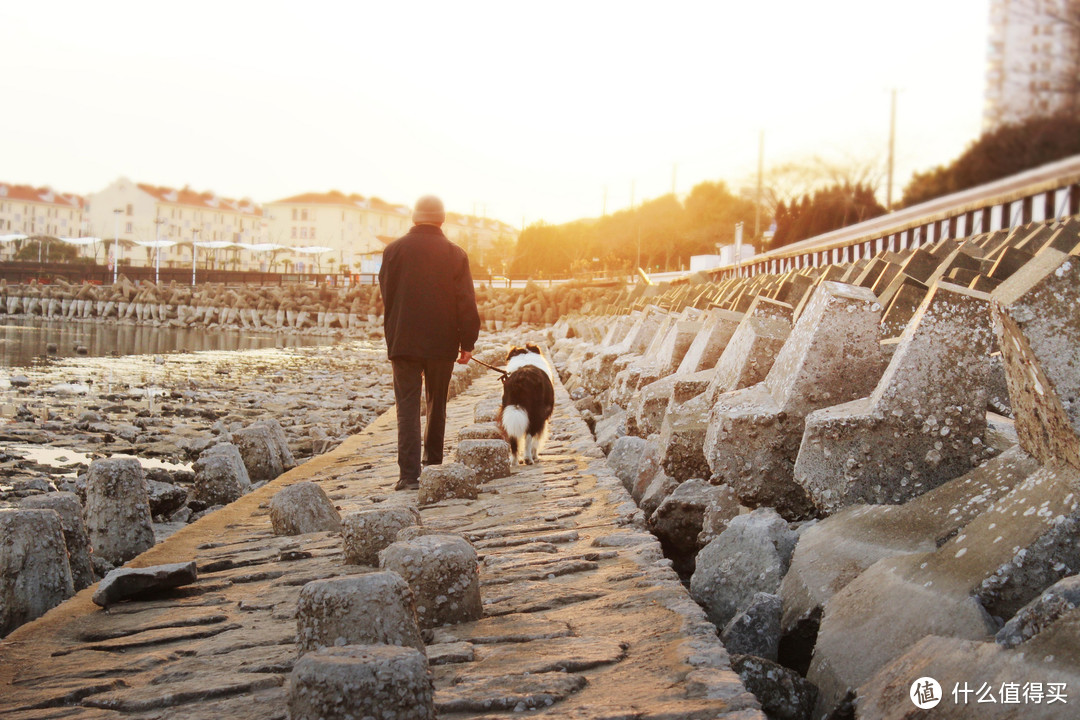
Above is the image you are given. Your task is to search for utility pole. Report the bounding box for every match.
[755,130,764,240]
[887,88,897,211]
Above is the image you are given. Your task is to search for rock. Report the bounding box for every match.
[457,423,503,441]
[697,484,749,547]
[20,492,94,591]
[83,458,155,566]
[145,479,188,519]
[191,443,251,506]
[721,592,782,661]
[730,654,818,720]
[996,573,1080,647]
[593,409,627,455]
[269,482,342,535]
[342,507,420,565]
[454,439,512,481]
[232,424,286,482]
[473,400,501,424]
[607,435,648,492]
[9,375,30,388]
[91,561,197,607]
[296,573,425,653]
[795,282,996,514]
[638,471,678,519]
[649,478,728,557]
[0,509,74,636]
[417,463,480,504]
[690,508,797,629]
[289,645,434,720]
[380,535,483,629]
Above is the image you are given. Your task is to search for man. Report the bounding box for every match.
[379,195,481,490]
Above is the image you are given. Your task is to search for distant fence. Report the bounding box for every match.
[713,154,1080,280]
[0,263,381,287]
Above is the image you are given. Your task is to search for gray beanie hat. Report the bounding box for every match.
[413,195,445,225]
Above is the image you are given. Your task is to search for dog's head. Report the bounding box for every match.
[505,342,542,362]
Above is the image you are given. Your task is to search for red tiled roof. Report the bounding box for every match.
[0,183,83,209]
[270,190,368,206]
[137,183,262,216]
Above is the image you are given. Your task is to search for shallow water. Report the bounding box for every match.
[0,317,336,368]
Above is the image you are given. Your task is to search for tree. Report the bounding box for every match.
[772,183,887,247]
[14,237,81,263]
[902,112,1080,207]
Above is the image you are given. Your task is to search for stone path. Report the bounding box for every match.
[0,369,762,719]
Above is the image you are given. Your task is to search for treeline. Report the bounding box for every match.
[511,182,757,275]
[771,183,886,248]
[902,113,1080,207]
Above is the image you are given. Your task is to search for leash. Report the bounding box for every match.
[469,355,509,383]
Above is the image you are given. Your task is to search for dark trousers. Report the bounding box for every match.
[392,356,455,484]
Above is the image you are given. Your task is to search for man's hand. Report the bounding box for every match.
[457,350,472,365]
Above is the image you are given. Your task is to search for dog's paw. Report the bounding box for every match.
[524,457,533,465]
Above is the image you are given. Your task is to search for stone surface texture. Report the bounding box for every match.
[289,644,434,720]
[342,506,420,565]
[0,509,74,636]
[455,439,513,481]
[268,481,341,535]
[20,491,94,591]
[83,457,155,567]
[379,534,483,628]
[296,572,426,653]
[417,462,481,504]
[192,442,252,506]
[92,561,198,607]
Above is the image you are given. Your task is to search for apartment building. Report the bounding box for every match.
[984,0,1080,128]
[86,178,265,270]
[0,183,85,261]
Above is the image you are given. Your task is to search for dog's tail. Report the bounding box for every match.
[500,406,529,440]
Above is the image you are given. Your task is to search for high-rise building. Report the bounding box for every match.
[984,0,1080,129]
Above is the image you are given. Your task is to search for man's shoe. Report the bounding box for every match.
[394,477,419,491]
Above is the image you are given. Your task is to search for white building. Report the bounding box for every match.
[0,183,85,261]
[86,178,265,270]
[984,0,1080,128]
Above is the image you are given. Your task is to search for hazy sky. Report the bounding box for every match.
[1,1,989,227]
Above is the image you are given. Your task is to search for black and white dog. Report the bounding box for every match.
[497,343,555,465]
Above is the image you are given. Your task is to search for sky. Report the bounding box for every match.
[0,1,990,229]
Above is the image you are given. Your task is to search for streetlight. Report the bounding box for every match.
[154,217,166,285]
[112,209,122,285]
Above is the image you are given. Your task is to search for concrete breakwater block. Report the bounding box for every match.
[0,509,75,636]
[191,443,251,506]
[704,282,887,519]
[675,308,743,375]
[269,482,342,535]
[417,463,480,505]
[92,561,197,608]
[455,439,512,479]
[457,423,503,441]
[289,645,434,720]
[20,491,94,591]
[342,507,420,566]
[84,458,155,567]
[380,535,482,629]
[296,573,425,653]
[780,445,1040,649]
[473,400,501,424]
[795,282,996,514]
[659,297,792,482]
[627,369,711,439]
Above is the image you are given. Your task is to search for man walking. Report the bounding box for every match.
[379,195,481,490]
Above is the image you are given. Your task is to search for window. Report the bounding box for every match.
[126,204,133,216]
[301,227,308,239]
[310,227,316,239]
[301,209,308,221]
[125,222,133,233]
[291,227,297,239]
[292,208,297,221]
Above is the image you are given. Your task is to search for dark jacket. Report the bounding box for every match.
[379,224,480,360]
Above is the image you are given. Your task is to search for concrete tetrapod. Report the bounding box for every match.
[807,250,1080,716]
[658,297,793,482]
[0,509,74,636]
[795,282,997,514]
[704,282,887,519]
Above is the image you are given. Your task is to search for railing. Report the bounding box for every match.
[711,154,1080,280]
[0,263,381,287]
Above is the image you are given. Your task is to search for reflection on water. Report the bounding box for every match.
[0,317,335,368]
